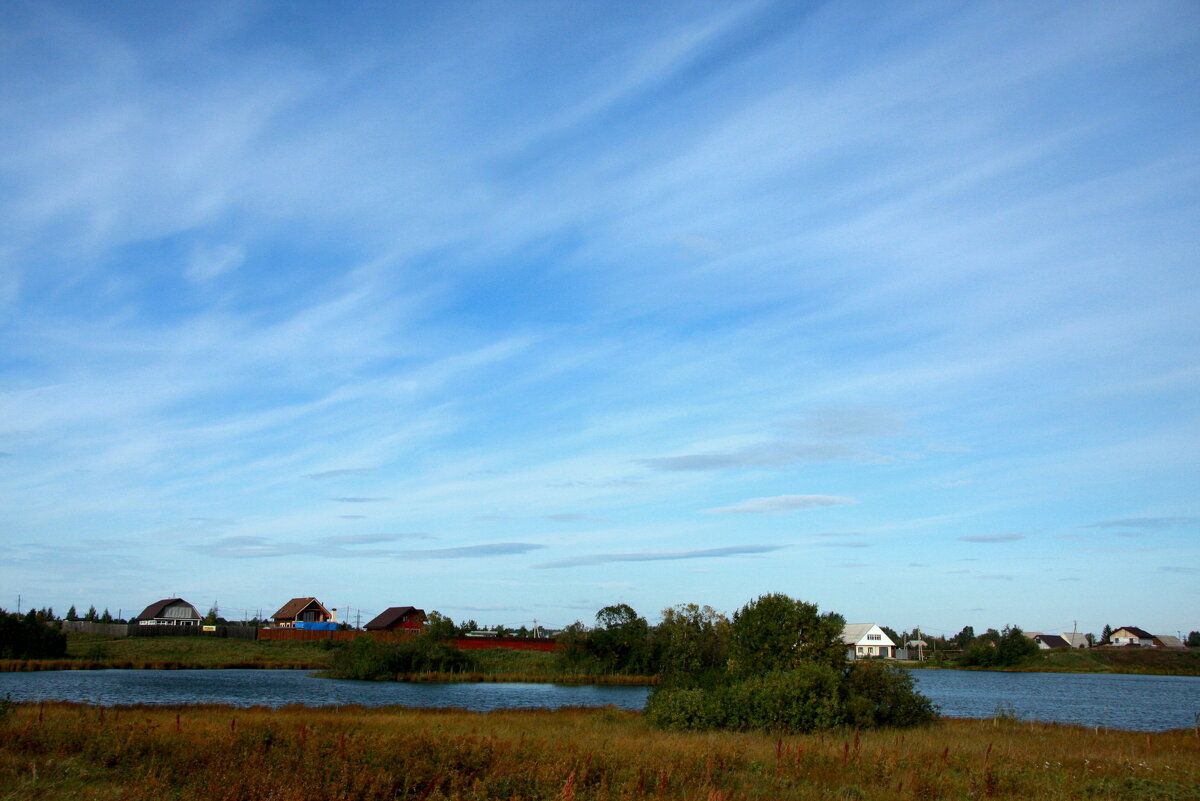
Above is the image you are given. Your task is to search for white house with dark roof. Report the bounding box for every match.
[1034,634,1071,649]
[842,623,896,660]
[1110,626,1155,647]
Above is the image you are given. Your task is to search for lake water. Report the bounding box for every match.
[1,668,1198,731]
[0,670,651,712]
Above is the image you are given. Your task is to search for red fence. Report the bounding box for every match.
[258,629,417,643]
[257,628,557,652]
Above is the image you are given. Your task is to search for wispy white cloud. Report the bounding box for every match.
[702,495,855,515]
[957,533,1027,544]
[534,545,783,569]
[1082,517,1197,530]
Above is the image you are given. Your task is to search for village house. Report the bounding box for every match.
[271,597,335,628]
[842,623,896,660]
[364,606,426,633]
[134,598,202,626]
[1109,626,1155,647]
[1152,634,1186,649]
[1033,634,1071,649]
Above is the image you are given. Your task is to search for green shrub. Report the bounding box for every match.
[650,666,848,734]
[843,661,938,728]
[328,635,478,680]
[644,687,710,730]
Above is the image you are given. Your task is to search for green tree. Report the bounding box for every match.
[727,593,845,677]
[553,621,596,672]
[66,605,77,621]
[961,624,1037,667]
[652,603,729,686]
[1100,624,1113,645]
[0,609,67,659]
[1185,631,1200,648]
[996,625,1038,664]
[421,611,458,641]
[84,605,98,622]
[952,626,975,649]
[590,604,651,673]
[100,608,113,623]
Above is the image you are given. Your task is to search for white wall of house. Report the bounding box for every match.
[1111,629,1154,647]
[843,623,897,660]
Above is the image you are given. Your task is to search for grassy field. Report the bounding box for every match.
[4,632,336,670]
[1,701,1197,800]
[1024,648,1200,675]
[4,635,649,682]
[907,648,1200,676]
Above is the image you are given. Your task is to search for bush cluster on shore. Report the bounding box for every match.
[645,594,937,734]
[326,634,478,679]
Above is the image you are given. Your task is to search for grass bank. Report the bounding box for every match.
[905,648,1200,676]
[9,635,656,683]
[2,702,1197,800]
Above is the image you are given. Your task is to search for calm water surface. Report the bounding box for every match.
[908,669,1200,731]
[2,668,1198,731]
[0,670,651,712]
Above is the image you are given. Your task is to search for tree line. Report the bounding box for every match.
[0,609,67,659]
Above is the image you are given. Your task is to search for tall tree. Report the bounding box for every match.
[652,603,729,684]
[1100,624,1113,645]
[590,604,651,673]
[727,593,845,677]
[421,611,458,641]
[952,626,976,649]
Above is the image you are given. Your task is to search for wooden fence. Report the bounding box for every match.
[62,621,258,639]
[257,628,557,651]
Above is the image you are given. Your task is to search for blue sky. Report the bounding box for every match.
[1,1,1197,639]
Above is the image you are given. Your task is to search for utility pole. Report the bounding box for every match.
[17,594,20,615]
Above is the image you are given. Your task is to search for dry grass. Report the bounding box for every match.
[2,702,1198,800]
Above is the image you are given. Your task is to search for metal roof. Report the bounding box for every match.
[135,598,200,621]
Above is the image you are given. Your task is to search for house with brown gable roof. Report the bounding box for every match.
[271,597,334,628]
[364,606,426,633]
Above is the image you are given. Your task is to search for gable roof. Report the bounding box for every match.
[1061,633,1089,647]
[1154,634,1185,649]
[841,623,895,647]
[272,597,330,621]
[1114,626,1154,639]
[135,598,200,621]
[364,606,425,630]
[1036,634,1071,649]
